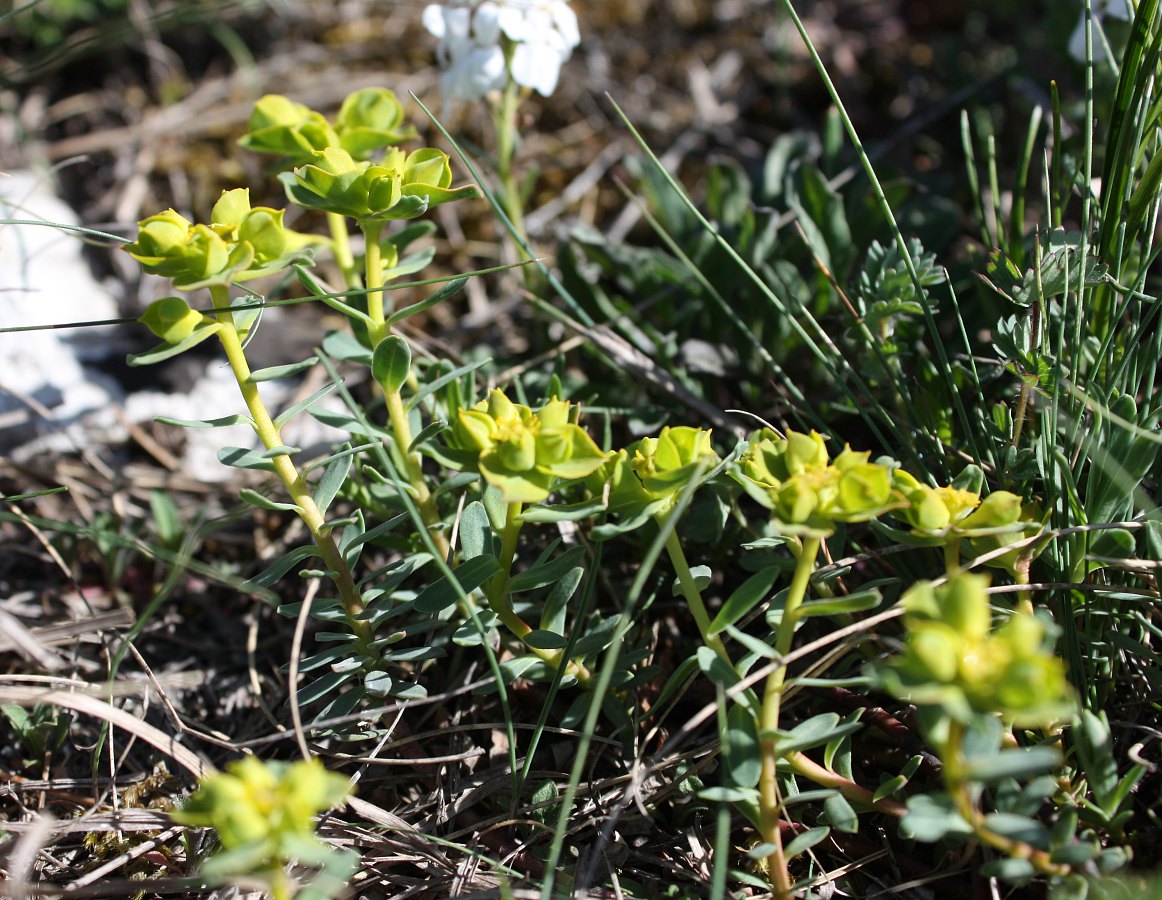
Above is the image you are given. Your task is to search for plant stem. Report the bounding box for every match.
[758,534,822,898]
[495,78,528,255]
[938,721,1069,877]
[362,222,387,346]
[208,286,373,652]
[357,222,450,561]
[484,502,590,684]
[944,537,961,575]
[660,519,731,667]
[327,211,358,289]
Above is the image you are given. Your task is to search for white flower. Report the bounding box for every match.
[422,1,580,99]
[1069,0,1134,63]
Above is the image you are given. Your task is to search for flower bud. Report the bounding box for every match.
[337,87,416,158]
[123,209,194,276]
[140,297,205,344]
[239,207,287,264]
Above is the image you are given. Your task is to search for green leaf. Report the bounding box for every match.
[524,629,568,650]
[321,329,372,364]
[724,703,761,788]
[540,566,583,636]
[796,587,882,618]
[962,745,1061,784]
[371,335,412,393]
[154,413,254,429]
[459,501,495,560]
[699,785,761,805]
[413,556,502,613]
[363,671,393,696]
[126,321,222,366]
[242,544,321,590]
[408,419,448,453]
[405,357,491,411]
[979,857,1035,884]
[310,408,392,441]
[248,356,319,383]
[297,670,355,705]
[218,445,297,472]
[708,566,781,636]
[783,826,830,860]
[768,713,862,756]
[671,564,711,596]
[386,276,468,326]
[822,793,858,833]
[274,382,340,427]
[900,793,973,841]
[508,545,587,593]
[982,812,1050,847]
[314,450,353,517]
[238,488,302,513]
[296,264,374,326]
[873,775,908,803]
[517,499,608,523]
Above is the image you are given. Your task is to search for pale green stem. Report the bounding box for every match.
[362,222,387,346]
[944,537,961,575]
[208,286,372,652]
[758,534,821,899]
[659,518,731,667]
[270,869,293,900]
[1014,553,1034,616]
[937,721,1069,877]
[327,211,358,289]
[484,502,590,684]
[494,78,528,254]
[359,222,449,561]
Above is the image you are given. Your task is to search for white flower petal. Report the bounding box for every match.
[443,44,507,99]
[474,2,502,44]
[510,40,563,96]
[421,5,447,38]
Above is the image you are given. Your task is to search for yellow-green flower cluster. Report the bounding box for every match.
[590,426,720,519]
[282,145,477,225]
[454,389,608,504]
[885,573,1073,725]
[172,756,350,853]
[240,89,416,165]
[738,428,899,536]
[123,189,301,290]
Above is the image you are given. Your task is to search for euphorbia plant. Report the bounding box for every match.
[125,189,376,655]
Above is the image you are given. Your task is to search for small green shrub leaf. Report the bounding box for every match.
[783,826,830,861]
[962,745,1061,784]
[413,556,501,613]
[314,450,353,516]
[709,566,782,636]
[274,382,340,427]
[724,704,761,788]
[524,629,568,650]
[248,356,319,383]
[797,587,881,618]
[822,793,858,833]
[387,276,468,326]
[372,335,412,393]
[154,413,254,429]
[900,794,973,841]
[239,488,302,512]
[508,545,587,593]
[321,329,373,363]
[243,544,322,591]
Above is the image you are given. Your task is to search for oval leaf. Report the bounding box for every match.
[372,335,412,393]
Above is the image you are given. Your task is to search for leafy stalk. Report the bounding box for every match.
[208,284,372,652]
